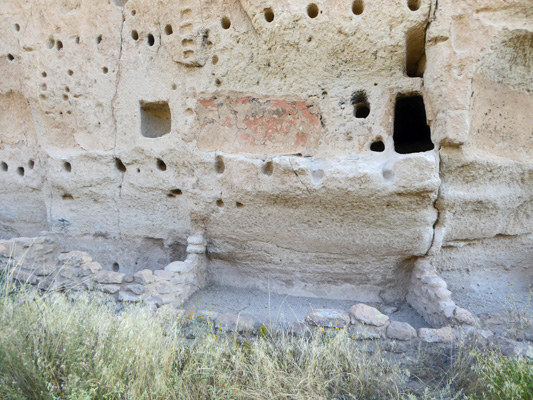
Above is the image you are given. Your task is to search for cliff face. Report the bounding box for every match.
[0,0,531,302]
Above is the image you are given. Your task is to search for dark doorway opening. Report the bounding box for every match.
[393,95,434,154]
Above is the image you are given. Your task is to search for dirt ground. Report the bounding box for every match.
[184,285,431,329]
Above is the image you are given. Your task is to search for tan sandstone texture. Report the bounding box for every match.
[0,0,532,320]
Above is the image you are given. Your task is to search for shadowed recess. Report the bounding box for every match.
[393,95,433,154]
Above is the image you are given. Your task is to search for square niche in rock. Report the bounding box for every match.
[140,101,171,138]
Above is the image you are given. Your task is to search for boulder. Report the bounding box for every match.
[453,307,477,326]
[134,269,155,285]
[99,284,121,294]
[350,304,389,327]
[124,284,146,295]
[386,321,417,341]
[305,309,351,328]
[118,292,141,302]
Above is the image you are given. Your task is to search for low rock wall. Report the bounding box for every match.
[406,259,477,328]
[0,233,208,308]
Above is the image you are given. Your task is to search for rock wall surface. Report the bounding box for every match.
[0,0,531,302]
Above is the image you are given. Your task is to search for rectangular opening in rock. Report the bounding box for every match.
[140,101,171,138]
[393,95,434,154]
[405,27,426,78]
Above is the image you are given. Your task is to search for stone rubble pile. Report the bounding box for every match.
[0,232,208,308]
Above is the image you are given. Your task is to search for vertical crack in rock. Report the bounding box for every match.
[111,7,126,238]
[288,159,310,194]
[421,1,442,257]
[426,146,444,256]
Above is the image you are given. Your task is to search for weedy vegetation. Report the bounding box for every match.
[0,262,531,400]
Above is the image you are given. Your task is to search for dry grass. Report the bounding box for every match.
[0,263,530,400]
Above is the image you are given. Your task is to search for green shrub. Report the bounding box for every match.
[473,350,533,400]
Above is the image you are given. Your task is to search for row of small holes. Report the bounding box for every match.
[220,0,420,28]
[216,199,244,208]
[131,31,156,46]
[215,156,274,177]
[43,35,88,51]
[114,158,169,173]
[1,160,34,175]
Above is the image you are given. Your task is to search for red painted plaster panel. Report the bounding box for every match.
[196,95,323,154]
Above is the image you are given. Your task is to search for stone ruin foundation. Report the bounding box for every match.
[0,0,532,345]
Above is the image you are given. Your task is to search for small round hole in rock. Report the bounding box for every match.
[62,194,74,200]
[68,69,74,76]
[171,83,177,90]
[215,78,222,86]
[14,24,20,32]
[264,8,274,22]
[1,162,8,171]
[46,38,55,49]
[408,0,421,11]
[17,167,24,176]
[7,54,14,61]
[42,71,47,77]
[262,161,273,176]
[215,155,225,174]
[156,158,167,171]
[221,17,231,29]
[164,24,173,35]
[147,34,155,46]
[307,3,319,18]
[212,55,219,65]
[56,40,63,50]
[112,262,120,272]
[170,189,182,195]
[352,0,364,15]
[96,35,103,44]
[352,91,370,119]
[370,140,385,152]
[28,160,35,169]
[63,161,72,172]
[131,9,136,16]
[131,30,139,40]
[115,158,127,172]
[236,202,244,208]
[75,36,80,44]
[63,94,69,101]
[216,199,224,207]
[102,67,108,74]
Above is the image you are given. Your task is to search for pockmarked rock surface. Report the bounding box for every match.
[0,0,531,325]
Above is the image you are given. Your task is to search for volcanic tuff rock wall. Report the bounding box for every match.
[0,0,531,302]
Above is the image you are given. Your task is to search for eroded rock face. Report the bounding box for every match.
[0,0,531,304]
